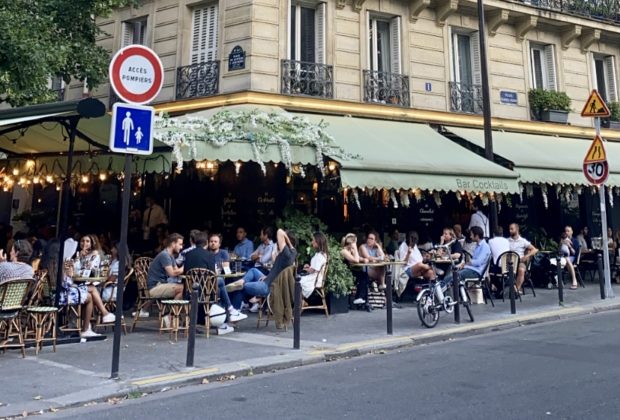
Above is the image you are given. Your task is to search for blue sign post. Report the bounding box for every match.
[109,103,154,155]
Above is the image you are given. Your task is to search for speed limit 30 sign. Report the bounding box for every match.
[582,135,609,185]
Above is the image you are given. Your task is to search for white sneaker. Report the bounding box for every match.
[249,303,259,313]
[239,302,250,312]
[102,313,116,323]
[353,298,366,305]
[132,309,149,318]
[217,324,235,335]
[81,328,101,338]
[228,310,248,323]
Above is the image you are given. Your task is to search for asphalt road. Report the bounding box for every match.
[52,311,620,420]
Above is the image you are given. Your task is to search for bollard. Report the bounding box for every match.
[508,258,516,314]
[186,282,199,367]
[293,274,301,350]
[452,270,460,324]
[385,263,393,335]
[556,252,564,306]
[597,253,606,300]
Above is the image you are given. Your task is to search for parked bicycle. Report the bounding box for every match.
[416,242,474,328]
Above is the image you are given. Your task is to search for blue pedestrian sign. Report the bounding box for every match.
[109,102,154,155]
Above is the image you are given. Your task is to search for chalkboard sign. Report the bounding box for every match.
[228,46,245,71]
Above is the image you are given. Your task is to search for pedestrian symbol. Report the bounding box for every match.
[581,90,611,117]
[109,103,154,155]
[583,135,607,163]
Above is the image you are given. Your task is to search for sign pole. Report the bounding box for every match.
[111,154,133,379]
[594,117,614,299]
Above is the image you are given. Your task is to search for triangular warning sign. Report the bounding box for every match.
[584,135,607,164]
[581,90,611,117]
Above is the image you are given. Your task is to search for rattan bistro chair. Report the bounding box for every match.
[24,271,59,355]
[97,269,134,335]
[131,257,159,332]
[300,262,329,317]
[184,268,218,337]
[0,279,32,358]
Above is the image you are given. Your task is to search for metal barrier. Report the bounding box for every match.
[186,283,199,367]
[293,275,301,349]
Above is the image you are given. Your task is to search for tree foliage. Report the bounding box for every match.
[0,0,140,107]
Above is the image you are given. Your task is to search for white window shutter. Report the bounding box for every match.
[121,22,133,47]
[367,11,373,71]
[191,5,218,64]
[605,55,618,103]
[206,4,219,62]
[315,2,326,64]
[287,0,292,60]
[389,16,401,74]
[470,31,482,86]
[544,44,557,91]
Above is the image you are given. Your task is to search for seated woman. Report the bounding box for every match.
[340,233,370,306]
[358,231,387,289]
[300,232,328,299]
[399,231,436,281]
[60,261,116,338]
[436,228,463,279]
[73,234,102,276]
[0,239,35,284]
[232,229,297,312]
[559,232,579,290]
[102,242,132,303]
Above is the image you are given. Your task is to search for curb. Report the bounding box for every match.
[3,302,619,419]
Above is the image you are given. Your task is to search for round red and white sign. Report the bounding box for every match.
[109,45,164,105]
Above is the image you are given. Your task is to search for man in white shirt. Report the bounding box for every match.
[468,202,490,238]
[508,223,538,293]
[399,231,435,281]
[142,197,168,246]
[488,226,510,265]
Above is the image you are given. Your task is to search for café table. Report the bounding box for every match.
[73,276,107,286]
[351,260,406,335]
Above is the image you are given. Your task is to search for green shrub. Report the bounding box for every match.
[528,89,572,113]
[608,101,620,121]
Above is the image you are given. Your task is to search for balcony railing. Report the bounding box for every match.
[50,88,65,102]
[363,70,410,107]
[281,60,333,99]
[449,82,483,114]
[511,0,620,24]
[176,60,220,100]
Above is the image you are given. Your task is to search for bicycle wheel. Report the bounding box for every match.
[460,285,475,323]
[417,290,439,328]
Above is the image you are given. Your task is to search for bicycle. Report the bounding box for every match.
[416,243,474,328]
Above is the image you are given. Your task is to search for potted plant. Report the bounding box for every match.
[605,101,620,130]
[528,88,572,124]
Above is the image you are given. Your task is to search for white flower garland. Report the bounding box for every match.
[153,109,353,174]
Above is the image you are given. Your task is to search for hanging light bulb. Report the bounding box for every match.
[45,175,54,184]
[81,174,89,184]
[99,173,107,181]
[26,160,35,169]
[12,168,19,176]
[234,161,242,175]
[33,176,40,184]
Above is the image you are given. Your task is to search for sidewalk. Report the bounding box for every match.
[1,285,618,418]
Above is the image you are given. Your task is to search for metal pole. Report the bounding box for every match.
[594,117,614,298]
[111,154,132,379]
[385,263,393,335]
[186,282,199,367]
[556,252,564,305]
[293,274,301,349]
[508,258,516,314]
[597,253,606,300]
[54,117,79,309]
[477,0,498,233]
[452,270,460,324]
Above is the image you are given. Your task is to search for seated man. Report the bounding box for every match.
[176,229,201,266]
[250,226,276,272]
[147,233,184,300]
[508,223,538,293]
[399,231,435,281]
[233,226,254,260]
[208,233,230,270]
[488,226,510,265]
[0,239,35,284]
[456,226,491,284]
[184,232,246,323]
[231,229,297,312]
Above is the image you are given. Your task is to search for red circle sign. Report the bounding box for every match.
[583,161,609,185]
[109,45,164,105]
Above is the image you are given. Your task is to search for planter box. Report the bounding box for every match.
[540,110,569,124]
[609,121,620,130]
[327,292,349,314]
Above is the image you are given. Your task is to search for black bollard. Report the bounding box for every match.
[452,270,460,324]
[293,274,301,350]
[597,253,605,300]
[508,258,516,314]
[556,252,564,305]
[385,263,393,335]
[186,282,199,367]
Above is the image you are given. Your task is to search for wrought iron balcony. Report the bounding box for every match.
[511,0,620,24]
[363,70,410,107]
[176,60,220,100]
[449,82,483,114]
[48,88,65,102]
[281,60,333,99]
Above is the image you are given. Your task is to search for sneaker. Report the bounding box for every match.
[132,309,149,318]
[353,298,366,305]
[239,302,250,312]
[378,284,387,290]
[81,328,101,338]
[217,324,235,335]
[102,313,116,323]
[225,280,244,293]
[228,310,248,323]
[249,303,259,313]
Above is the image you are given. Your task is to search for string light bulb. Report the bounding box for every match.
[99,173,107,181]
[81,174,89,184]
[45,175,54,184]
[12,168,19,176]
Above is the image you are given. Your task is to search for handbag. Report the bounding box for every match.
[367,282,386,309]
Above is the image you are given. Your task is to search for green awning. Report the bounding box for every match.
[295,114,520,194]
[447,126,620,186]
[187,142,317,165]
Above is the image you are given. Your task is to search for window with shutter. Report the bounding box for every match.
[530,43,556,90]
[121,18,147,47]
[191,4,219,64]
[389,17,401,74]
[315,3,326,64]
[289,2,324,63]
[544,44,557,91]
[368,15,398,74]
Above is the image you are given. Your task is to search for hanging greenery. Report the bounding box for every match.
[153,109,354,174]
